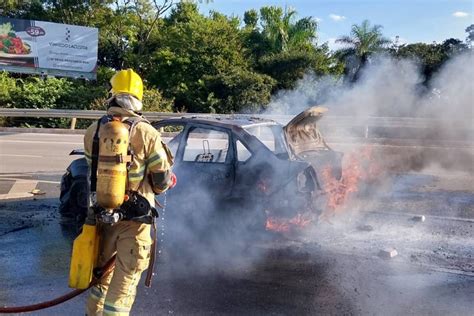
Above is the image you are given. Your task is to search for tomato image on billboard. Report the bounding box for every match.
[0,23,32,55]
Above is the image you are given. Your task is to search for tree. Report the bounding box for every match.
[148,3,274,112]
[257,46,343,91]
[94,0,176,70]
[243,9,258,29]
[242,6,342,91]
[258,6,317,53]
[336,20,391,81]
[0,0,49,20]
[392,39,468,83]
[466,24,474,46]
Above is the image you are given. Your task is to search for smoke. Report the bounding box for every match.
[263,53,474,314]
[267,52,473,119]
[266,52,474,173]
[162,52,473,272]
[159,127,272,274]
[425,52,474,118]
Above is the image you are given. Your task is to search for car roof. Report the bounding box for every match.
[153,116,281,129]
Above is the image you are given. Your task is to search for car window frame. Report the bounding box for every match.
[234,136,253,164]
[152,121,187,157]
[178,123,234,165]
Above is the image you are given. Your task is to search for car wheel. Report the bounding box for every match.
[59,178,88,225]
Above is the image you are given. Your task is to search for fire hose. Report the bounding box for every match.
[0,255,116,314]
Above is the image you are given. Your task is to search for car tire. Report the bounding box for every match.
[59,177,88,225]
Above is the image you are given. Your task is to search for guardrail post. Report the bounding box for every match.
[70,117,77,130]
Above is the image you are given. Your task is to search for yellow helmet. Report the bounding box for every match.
[109,69,143,101]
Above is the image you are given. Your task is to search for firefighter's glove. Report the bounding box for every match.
[169,172,177,189]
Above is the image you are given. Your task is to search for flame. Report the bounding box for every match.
[265,145,382,233]
[320,145,381,220]
[265,213,312,233]
[265,217,290,233]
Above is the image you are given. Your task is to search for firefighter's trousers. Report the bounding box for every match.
[86,221,152,316]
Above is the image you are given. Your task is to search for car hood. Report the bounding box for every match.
[283,106,329,157]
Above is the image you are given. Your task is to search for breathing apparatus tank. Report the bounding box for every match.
[69,119,130,289]
[96,119,130,210]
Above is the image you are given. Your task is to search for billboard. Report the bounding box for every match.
[0,17,98,80]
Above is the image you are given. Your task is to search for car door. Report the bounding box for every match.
[171,124,235,203]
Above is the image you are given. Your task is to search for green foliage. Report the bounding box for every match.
[252,6,318,54]
[336,20,391,81]
[147,2,271,112]
[466,24,474,44]
[242,6,342,91]
[391,39,469,82]
[243,9,258,29]
[0,68,113,127]
[257,48,343,91]
[203,69,275,113]
[0,72,17,107]
[258,52,315,91]
[142,88,174,112]
[337,20,390,58]
[11,77,72,109]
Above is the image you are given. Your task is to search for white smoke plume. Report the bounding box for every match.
[287,53,474,315]
[266,52,473,173]
[267,52,473,119]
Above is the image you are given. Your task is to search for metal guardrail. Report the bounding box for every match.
[0,107,468,125]
[0,108,472,140]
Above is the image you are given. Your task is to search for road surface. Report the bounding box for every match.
[0,132,473,315]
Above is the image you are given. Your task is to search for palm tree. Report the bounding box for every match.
[336,20,391,81]
[259,6,317,53]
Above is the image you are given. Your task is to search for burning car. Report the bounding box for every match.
[59,106,342,230]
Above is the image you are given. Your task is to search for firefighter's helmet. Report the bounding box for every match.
[109,69,144,101]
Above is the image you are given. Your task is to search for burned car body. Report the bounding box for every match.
[59,106,342,229]
[59,149,89,222]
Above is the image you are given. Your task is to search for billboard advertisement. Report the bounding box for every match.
[0,17,98,80]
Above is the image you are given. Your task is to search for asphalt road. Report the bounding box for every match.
[0,132,473,316]
[0,132,82,174]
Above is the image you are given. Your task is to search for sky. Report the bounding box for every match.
[198,0,474,49]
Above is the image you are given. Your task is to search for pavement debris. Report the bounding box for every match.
[412,215,426,222]
[30,189,46,195]
[379,248,398,259]
[357,224,374,232]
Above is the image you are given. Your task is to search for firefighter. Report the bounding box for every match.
[83,69,176,315]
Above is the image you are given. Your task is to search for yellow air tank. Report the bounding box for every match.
[97,120,130,210]
[69,224,99,289]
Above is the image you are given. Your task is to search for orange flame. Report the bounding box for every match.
[320,145,381,219]
[265,145,382,233]
[265,213,312,233]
